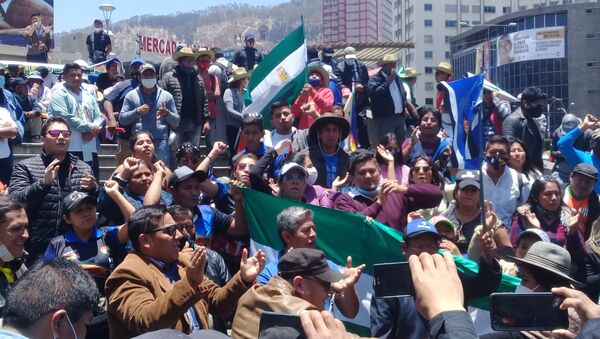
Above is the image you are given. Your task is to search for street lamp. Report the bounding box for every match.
[99,4,116,32]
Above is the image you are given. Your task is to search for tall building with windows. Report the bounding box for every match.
[393,0,598,106]
[323,0,394,43]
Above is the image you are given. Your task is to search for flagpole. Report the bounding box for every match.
[479,84,486,232]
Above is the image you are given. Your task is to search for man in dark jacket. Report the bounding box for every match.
[307,113,350,189]
[160,47,210,152]
[13,77,42,142]
[370,218,502,339]
[502,86,547,169]
[231,32,263,71]
[367,54,408,147]
[338,46,370,148]
[9,117,97,264]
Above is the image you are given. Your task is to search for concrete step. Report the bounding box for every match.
[14,153,117,167]
[12,142,117,155]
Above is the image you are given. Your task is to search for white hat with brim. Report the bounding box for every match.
[308,65,329,86]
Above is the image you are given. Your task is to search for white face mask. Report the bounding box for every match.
[94,27,102,32]
[141,78,156,89]
[515,284,541,293]
[0,243,15,262]
[306,166,318,186]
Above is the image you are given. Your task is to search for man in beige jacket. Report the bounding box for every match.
[105,204,265,338]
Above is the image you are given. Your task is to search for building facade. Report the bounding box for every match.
[323,0,394,43]
[392,0,598,107]
[451,2,600,133]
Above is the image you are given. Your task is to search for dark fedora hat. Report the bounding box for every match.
[308,113,350,142]
[507,241,584,288]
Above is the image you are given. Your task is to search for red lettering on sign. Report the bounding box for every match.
[152,38,158,53]
[159,39,165,54]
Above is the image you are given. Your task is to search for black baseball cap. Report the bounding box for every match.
[456,170,480,189]
[572,163,598,181]
[322,45,334,57]
[63,191,97,213]
[168,166,208,187]
[278,248,343,283]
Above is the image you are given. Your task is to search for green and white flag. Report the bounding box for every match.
[243,24,307,118]
[241,187,521,336]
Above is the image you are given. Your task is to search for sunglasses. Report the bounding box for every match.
[304,277,331,291]
[414,165,432,173]
[237,163,255,171]
[46,130,71,138]
[282,173,306,181]
[146,223,183,237]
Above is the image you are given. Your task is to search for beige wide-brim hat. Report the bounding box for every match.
[378,54,398,66]
[400,67,421,78]
[308,65,329,86]
[173,47,198,61]
[228,67,250,84]
[195,47,215,60]
[434,61,453,76]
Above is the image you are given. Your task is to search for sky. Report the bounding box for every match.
[54,0,287,33]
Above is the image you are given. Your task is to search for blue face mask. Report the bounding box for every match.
[356,185,380,199]
[308,76,321,88]
[0,76,5,89]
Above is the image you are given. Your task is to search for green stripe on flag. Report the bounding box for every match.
[241,187,521,312]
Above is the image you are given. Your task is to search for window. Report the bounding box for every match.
[425,82,434,91]
[445,36,452,43]
[425,51,433,58]
[445,4,457,13]
[503,6,511,14]
[425,98,434,105]
[484,6,496,13]
[519,5,527,11]
[425,67,433,74]
[424,19,433,27]
[424,35,433,43]
[472,5,481,13]
[472,21,481,25]
[424,3,432,11]
[461,5,469,13]
[445,20,457,27]
[445,51,451,59]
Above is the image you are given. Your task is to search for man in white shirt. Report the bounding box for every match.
[48,62,104,178]
[481,135,531,227]
[263,101,296,155]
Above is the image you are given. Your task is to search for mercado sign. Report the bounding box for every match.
[139,36,178,56]
[497,26,565,66]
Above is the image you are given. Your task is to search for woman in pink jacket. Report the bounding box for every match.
[291,64,334,129]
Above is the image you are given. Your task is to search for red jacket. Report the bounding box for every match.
[291,86,334,129]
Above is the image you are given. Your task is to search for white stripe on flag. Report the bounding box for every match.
[243,43,306,114]
[441,82,466,169]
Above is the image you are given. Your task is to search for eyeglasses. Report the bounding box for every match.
[46,130,71,138]
[237,163,255,171]
[146,223,183,237]
[414,165,432,173]
[282,173,306,181]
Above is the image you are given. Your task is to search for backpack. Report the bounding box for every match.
[212,61,233,97]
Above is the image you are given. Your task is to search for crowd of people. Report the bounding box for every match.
[0,36,599,339]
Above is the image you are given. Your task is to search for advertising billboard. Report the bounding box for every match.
[0,0,53,46]
[497,26,565,66]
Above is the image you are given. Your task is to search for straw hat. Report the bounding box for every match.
[228,67,250,84]
[195,47,215,60]
[378,54,398,66]
[307,63,329,85]
[400,67,421,78]
[173,47,197,61]
[434,61,453,76]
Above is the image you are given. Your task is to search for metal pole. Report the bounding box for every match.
[479,92,486,232]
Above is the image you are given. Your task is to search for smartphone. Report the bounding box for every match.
[373,262,414,298]
[259,311,306,339]
[490,293,568,331]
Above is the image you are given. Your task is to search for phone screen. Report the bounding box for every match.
[490,293,568,331]
[373,262,414,298]
[259,311,306,339]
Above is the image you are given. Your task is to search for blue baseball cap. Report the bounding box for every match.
[405,218,439,239]
[131,57,145,66]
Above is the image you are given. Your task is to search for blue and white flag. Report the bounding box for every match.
[438,74,484,169]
